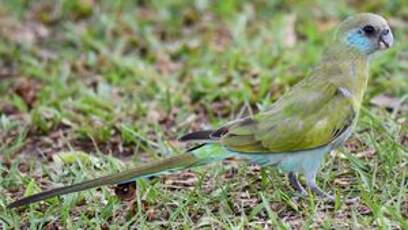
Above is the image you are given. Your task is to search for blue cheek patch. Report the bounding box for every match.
[346,31,374,54]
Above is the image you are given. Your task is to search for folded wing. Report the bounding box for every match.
[180,79,356,154]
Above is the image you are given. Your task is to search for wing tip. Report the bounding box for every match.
[178,130,214,142]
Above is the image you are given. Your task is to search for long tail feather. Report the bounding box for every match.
[8,153,202,209]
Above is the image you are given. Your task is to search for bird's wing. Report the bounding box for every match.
[214,79,356,153]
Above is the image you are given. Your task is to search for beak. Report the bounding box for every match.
[379,28,393,49]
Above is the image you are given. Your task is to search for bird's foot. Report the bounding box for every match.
[308,183,335,202]
[290,176,360,205]
[304,185,360,205]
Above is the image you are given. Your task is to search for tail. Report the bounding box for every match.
[7,144,229,209]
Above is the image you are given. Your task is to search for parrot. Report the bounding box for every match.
[7,13,393,209]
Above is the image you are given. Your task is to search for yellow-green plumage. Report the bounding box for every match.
[8,13,394,209]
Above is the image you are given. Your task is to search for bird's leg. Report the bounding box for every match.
[305,172,334,201]
[288,172,307,196]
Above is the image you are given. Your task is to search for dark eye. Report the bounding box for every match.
[362,25,375,35]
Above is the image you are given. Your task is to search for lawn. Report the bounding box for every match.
[0,0,407,229]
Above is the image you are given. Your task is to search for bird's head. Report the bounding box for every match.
[336,13,393,56]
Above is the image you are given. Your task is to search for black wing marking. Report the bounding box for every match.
[178,130,214,142]
[179,117,256,142]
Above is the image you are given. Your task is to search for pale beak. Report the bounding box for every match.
[379,28,393,49]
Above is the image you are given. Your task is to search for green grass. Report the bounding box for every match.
[0,0,407,229]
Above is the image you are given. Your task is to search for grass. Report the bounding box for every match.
[0,0,407,229]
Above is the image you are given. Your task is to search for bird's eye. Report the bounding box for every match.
[362,25,375,35]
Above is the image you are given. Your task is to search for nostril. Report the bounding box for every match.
[382,29,389,35]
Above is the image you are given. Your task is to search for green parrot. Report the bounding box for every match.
[8,13,394,209]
